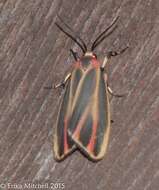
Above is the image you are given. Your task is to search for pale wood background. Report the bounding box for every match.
[0,0,159,189]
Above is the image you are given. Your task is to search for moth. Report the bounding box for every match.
[53,16,128,161]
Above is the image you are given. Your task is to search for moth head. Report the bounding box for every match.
[84,52,97,59]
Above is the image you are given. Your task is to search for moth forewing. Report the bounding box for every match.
[53,78,75,161]
[67,63,111,161]
[54,68,83,161]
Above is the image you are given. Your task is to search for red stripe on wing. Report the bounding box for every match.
[91,58,100,68]
[64,118,69,153]
[86,120,98,152]
[73,106,89,140]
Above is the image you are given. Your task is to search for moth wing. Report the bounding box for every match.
[68,67,110,161]
[54,67,83,161]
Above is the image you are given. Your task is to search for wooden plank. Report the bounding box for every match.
[0,0,159,189]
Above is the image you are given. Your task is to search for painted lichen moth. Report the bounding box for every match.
[53,16,128,161]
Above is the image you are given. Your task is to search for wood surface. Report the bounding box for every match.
[0,0,159,189]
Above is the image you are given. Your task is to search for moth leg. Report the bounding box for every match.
[107,46,129,58]
[55,49,76,89]
[44,86,53,89]
[54,73,71,89]
[107,85,126,98]
[103,73,126,98]
[45,49,75,90]
[101,46,129,70]
[70,49,79,61]
[44,73,71,90]
[101,47,128,96]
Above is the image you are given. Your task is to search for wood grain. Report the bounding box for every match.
[0,0,159,189]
